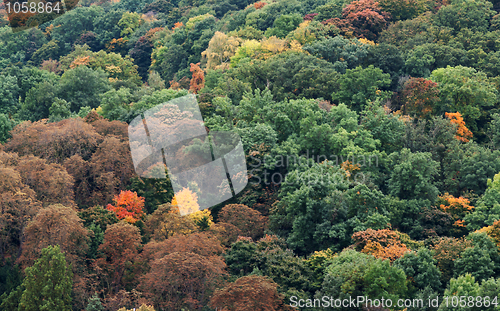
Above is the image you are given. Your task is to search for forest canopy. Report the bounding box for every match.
[1,0,500,310]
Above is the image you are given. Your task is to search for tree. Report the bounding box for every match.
[15,155,75,207]
[189,62,205,94]
[352,229,413,262]
[58,66,111,112]
[118,12,142,39]
[31,40,61,65]
[117,305,155,311]
[106,190,145,224]
[49,99,73,122]
[86,294,104,311]
[303,36,370,74]
[268,161,351,255]
[429,66,498,135]
[19,80,60,121]
[201,31,242,70]
[223,238,260,276]
[62,48,141,86]
[437,193,474,232]
[0,74,19,115]
[454,247,496,282]
[94,222,141,294]
[171,187,201,216]
[0,113,15,143]
[387,148,440,201]
[445,112,473,143]
[229,51,340,102]
[432,237,472,284]
[332,65,391,112]
[394,248,442,294]
[399,77,440,118]
[222,235,313,300]
[99,88,133,121]
[0,162,41,263]
[465,173,500,230]
[218,204,267,240]
[378,0,426,20]
[331,0,391,41]
[433,0,496,33]
[17,204,89,273]
[18,245,73,311]
[142,231,224,264]
[317,249,407,310]
[140,242,227,310]
[487,113,500,149]
[265,14,303,38]
[128,167,174,214]
[143,204,198,242]
[438,274,480,311]
[210,275,292,311]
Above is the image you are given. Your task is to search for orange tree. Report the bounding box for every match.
[106,190,145,223]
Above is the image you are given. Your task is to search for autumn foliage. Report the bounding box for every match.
[218,204,268,241]
[352,228,412,261]
[210,275,293,311]
[445,112,473,142]
[400,77,440,118]
[106,190,145,223]
[140,232,227,310]
[189,62,205,94]
[476,220,500,249]
[437,193,474,230]
[254,1,267,9]
[326,0,391,41]
[172,22,184,30]
[171,187,200,216]
[431,237,473,282]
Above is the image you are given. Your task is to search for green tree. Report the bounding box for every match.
[0,113,15,143]
[18,245,73,311]
[478,278,500,311]
[387,148,440,201]
[454,247,496,283]
[31,40,61,65]
[99,88,132,121]
[438,274,480,311]
[85,294,104,311]
[394,248,442,294]
[465,173,500,230]
[268,161,351,254]
[487,113,500,149]
[0,74,20,115]
[265,14,303,38]
[118,12,142,39]
[317,249,407,311]
[315,0,351,21]
[19,81,59,121]
[433,0,496,33]
[332,65,391,112]
[48,99,72,123]
[429,66,498,135]
[303,36,370,74]
[58,66,111,112]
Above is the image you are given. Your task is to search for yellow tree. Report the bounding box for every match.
[171,188,200,215]
[201,32,242,70]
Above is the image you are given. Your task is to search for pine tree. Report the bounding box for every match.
[18,245,73,311]
[86,294,104,311]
